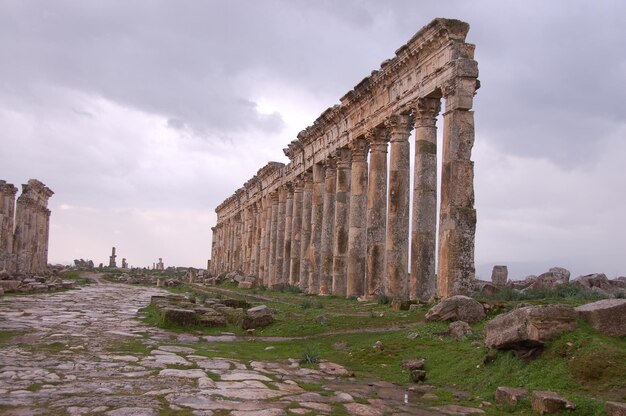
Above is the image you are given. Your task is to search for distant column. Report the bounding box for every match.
[253,202,262,277]
[299,171,313,291]
[346,137,369,298]
[289,179,303,286]
[261,195,272,285]
[275,187,287,285]
[438,78,478,297]
[320,157,336,295]
[0,182,18,261]
[411,97,441,300]
[282,184,294,285]
[385,114,413,300]
[268,191,279,287]
[308,163,325,294]
[332,147,351,297]
[366,127,389,298]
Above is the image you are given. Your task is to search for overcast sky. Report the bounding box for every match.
[1,0,625,279]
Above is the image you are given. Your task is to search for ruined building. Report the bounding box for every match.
[211,19,479,300]
[0,179,54,274]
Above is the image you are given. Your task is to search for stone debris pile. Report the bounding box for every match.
[150,294,274,330]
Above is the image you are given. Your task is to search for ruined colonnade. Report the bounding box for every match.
[211,19,479,300]
[0,179,54,274]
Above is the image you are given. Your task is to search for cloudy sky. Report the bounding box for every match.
[1,0,625,279]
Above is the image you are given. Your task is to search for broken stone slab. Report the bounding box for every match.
[605,401,626,416]
[575,299,626,337]
[485,304,577,349]
[425,295,485,324]
[526,267,570,291]
[531,391,576,414]
[495,386,528,406]
[0,280,21,292]
[449,321,473,340]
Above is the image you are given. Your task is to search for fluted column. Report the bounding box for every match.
[346,137,369,297]
[275,187,287,285]
[438,78,478,297]
[282,184,294,285]
[411,97,441,300]
[268,191,279,287]
[242,207,250,274]
[289,179,303,286]
[299,171,313,291]
[366,127,389,298]
[253,202,262,277]
[385,114,413,300]
[308,163,325,294]
[332,148,351,297]
[262,195,272,285]
[320,157,336,296]
[0,182,18,257]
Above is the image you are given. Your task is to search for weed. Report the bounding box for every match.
[377,294,391,305]
[300,300,312,309]
[300,348,320,365]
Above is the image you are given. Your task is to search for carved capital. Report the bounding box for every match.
[366,126,389,153]
[349,137,369,162]
[385,114,414,142]
[413,97,441,127]
[270,191,279,203]
[334,147,352,169]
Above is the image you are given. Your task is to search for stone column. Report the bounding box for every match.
[346,138,369,298]
[289,179,303,286]
[275,186,287,286]
[0,182,18,260]
[242,208,250,274]
[366,127,389,298]
[268,191,279,287]
[259,196,269,283]
[320,157,336,296]
[262,196,272,284]
[385,114,413,301]
[411,98,441,301]
[210,226,217,275]
[299,171,313,291]
[282,184,294,285]
[308,162,325,294]
[332,148,351,297]
[253,203,262,277]
[438,78,478,297]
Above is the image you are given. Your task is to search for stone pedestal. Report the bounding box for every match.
[411,98,441,301]
[385,114,413,300]
[491,265,508,287]
[346,138,369,298]
[366,127,389,298]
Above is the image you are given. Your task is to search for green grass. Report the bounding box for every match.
[59,271,91,286]
[135,282,626,415]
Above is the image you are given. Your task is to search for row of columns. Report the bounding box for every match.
[212,91,476,300]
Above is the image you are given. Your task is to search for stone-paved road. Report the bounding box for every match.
[0,280,481,416]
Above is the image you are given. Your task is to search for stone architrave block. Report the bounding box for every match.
[575,299,626,337]
[485,305,576,349]
[425,295,485,324]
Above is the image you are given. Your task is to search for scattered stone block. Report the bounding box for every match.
[242,305,273,329]
[485,305,576,349]
[402,359,425,371]
[575,299,626,337]
[495,386,528,406]
[410,370,426,382]
[449,321,473,340]
[425,295,485,324]
[0,280,20,292]
[605,401,626,416]
[161,307,198,326]
[390,299,411,311]
[531,391,576,414]
[431,404,485,415]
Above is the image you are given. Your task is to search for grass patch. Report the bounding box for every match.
[106,338,151,355]
[59,271,91,286]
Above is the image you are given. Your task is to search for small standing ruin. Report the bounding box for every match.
[108,247,117,268]
[211,18,480,300]
[0,179,54,274]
